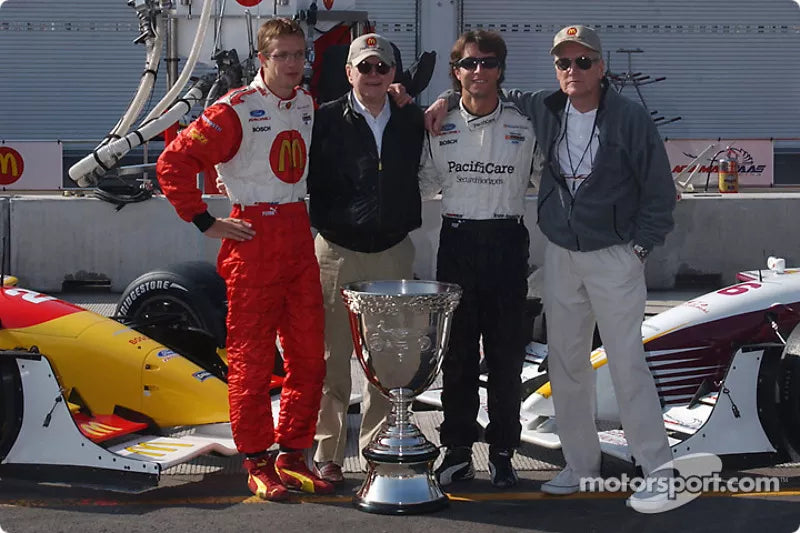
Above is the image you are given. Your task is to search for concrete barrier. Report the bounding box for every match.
[10,195,231,292]
[7,192,800,292]
[646,192,800,288]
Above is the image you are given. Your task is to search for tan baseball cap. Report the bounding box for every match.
[550,25,602,55]
[347,33,395,66]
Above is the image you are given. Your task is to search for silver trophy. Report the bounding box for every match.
[341,280,461,515]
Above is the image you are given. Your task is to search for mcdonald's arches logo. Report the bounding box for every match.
[269,130,307,184]
[0,147,24,185]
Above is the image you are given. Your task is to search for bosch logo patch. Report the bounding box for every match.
[439,139,458,146]
[252,126,271,133]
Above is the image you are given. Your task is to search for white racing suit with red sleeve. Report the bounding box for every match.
[418,99,536,451]
[156,73,324,455]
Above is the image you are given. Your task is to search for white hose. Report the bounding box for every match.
[69,80,211,187]
[107,14,165,140]
[142,0,213,123]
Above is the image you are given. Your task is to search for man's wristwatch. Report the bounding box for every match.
[632,243,650,262]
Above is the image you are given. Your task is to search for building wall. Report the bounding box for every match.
[459,0,800,142]
[2,1,798,145]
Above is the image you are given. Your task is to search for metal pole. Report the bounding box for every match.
[166,13,179,90]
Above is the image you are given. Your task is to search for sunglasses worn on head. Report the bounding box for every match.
[453,56,501,71]
[554,56,599,71]
[356,60,392,75]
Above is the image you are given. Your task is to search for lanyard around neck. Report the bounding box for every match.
[558,101,598,178]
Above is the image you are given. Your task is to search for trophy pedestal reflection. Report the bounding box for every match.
[341,280,461,515]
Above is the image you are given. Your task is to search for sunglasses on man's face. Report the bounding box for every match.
[554,56,599,71]
[453,56,501,71]
[356,60,392,75]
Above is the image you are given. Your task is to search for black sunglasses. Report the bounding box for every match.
[453,56,501,71]
[356,60,392,75]
[554,56,599,71]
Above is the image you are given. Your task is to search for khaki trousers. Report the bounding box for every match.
[313,235,415,466]
[543,241,672,477]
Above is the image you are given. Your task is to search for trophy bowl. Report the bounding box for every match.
[341,279,461,515]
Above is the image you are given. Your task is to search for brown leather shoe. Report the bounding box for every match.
[313,461,345,484]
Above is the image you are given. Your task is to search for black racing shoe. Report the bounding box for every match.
[435,446,475,486]
[488,447,518,489]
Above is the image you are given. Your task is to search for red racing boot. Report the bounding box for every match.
[275,451,335,494]
[243,455,289,501]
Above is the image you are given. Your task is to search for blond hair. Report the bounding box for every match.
[257,18,305,55]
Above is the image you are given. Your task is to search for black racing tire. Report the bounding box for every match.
[0,356,23,462]
[115,261,228,348]
[778,323,800,459]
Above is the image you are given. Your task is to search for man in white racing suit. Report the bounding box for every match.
[418,29,536,489]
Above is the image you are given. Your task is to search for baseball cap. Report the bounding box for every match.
[550,25,602,55]
[347,33,395,66]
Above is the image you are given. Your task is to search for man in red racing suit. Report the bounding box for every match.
[156,18,332,501]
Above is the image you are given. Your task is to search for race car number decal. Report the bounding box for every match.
[0,286,83,328]
[717,282,761,296]
[3,287,56,304]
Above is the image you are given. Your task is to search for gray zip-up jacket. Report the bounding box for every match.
[503,82,676,253]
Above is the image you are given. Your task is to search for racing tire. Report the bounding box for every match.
[116,261,286,379]
[115,261,227,347]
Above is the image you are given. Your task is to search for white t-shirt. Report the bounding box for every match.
[557,102,599,195]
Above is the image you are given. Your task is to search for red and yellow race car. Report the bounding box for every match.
[0,262,284,491]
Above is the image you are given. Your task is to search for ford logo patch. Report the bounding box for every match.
[250,110,266,117]
[441,123,456,132]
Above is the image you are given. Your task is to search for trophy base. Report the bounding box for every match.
[353,456,449,515]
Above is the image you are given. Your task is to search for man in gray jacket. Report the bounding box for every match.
[426,25,676,510]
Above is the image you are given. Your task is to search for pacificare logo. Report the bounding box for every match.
[0,146,24,185]
[269,130,307,184]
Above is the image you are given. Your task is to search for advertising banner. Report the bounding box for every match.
[664,139,773,188]
[0,141,63,190]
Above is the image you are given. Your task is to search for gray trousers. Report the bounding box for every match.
[543,241,672,477]
[313,235,415,466]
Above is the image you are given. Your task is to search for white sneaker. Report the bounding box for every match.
[626,472,677,513]
[541,466,599,495]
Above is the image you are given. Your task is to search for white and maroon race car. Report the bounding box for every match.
[418,260,800,468]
